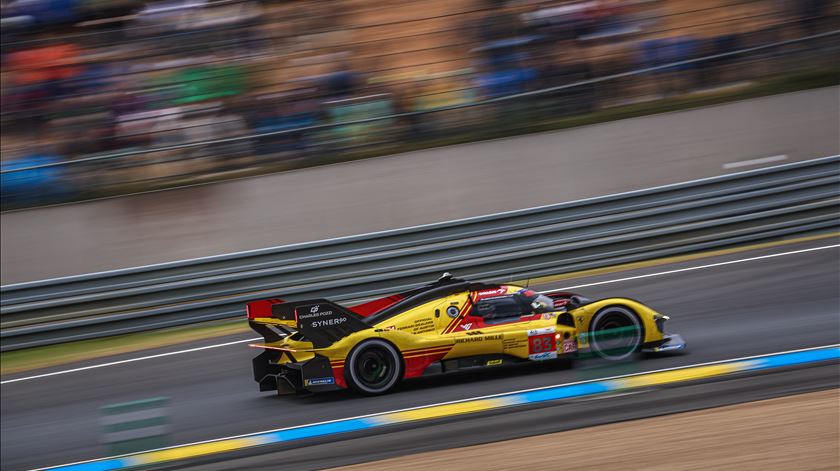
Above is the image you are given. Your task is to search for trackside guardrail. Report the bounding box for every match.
[1,155,838,350]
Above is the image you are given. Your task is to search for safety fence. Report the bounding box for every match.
[1,155,837,351]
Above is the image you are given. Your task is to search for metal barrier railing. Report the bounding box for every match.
[1,155,837,350]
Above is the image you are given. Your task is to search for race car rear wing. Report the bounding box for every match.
[247,298,371,348]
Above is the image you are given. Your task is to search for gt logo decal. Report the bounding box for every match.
[527,327,555,336]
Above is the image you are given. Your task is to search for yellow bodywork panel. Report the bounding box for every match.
[568,298,665,349]
[249,284,670,389]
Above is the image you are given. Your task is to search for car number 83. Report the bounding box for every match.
[529,335,555,353]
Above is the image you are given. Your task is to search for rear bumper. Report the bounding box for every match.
[253,351,343,394]
[258,371,302,394]
[642,333,686,354]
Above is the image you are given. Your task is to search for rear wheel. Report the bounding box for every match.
[590,306,643,360]
[345,339,403,395]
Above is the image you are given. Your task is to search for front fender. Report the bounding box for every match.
[568,297,666,345]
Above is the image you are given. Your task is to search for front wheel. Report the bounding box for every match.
[345,339,403,395]
[589,306,643,361]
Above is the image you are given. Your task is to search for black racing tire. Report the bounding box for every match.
[589,306,643,361]
[345,339,403,395]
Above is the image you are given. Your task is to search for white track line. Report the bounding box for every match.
[0,338,261,385]
[559,243,839,290]
[34,343,840,471]
[3,243,838,385]
[722,154,788,169]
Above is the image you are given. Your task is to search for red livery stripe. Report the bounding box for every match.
[404,351,451,359]
[403,346,452,357]
[402,345,452,353]
[443,302,473,334]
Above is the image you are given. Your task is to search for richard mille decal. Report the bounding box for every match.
[455,334,503,343]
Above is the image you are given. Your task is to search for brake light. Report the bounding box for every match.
[247,303,265,320]
[247,299,284,320]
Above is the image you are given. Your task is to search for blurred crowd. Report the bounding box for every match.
[1,0,838,207]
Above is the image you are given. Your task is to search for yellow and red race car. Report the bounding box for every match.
[247,274,685,395]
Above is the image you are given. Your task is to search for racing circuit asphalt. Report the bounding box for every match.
[1,238,839,470]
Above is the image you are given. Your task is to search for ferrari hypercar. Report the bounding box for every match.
[248,274,685,395]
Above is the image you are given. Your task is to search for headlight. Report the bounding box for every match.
[654,315,669,333]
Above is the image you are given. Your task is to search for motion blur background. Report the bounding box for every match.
[1,3,839,470]
[1,0,838,208]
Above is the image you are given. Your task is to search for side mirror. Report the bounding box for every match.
[531,300,543,312]
[567,295,591,310]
